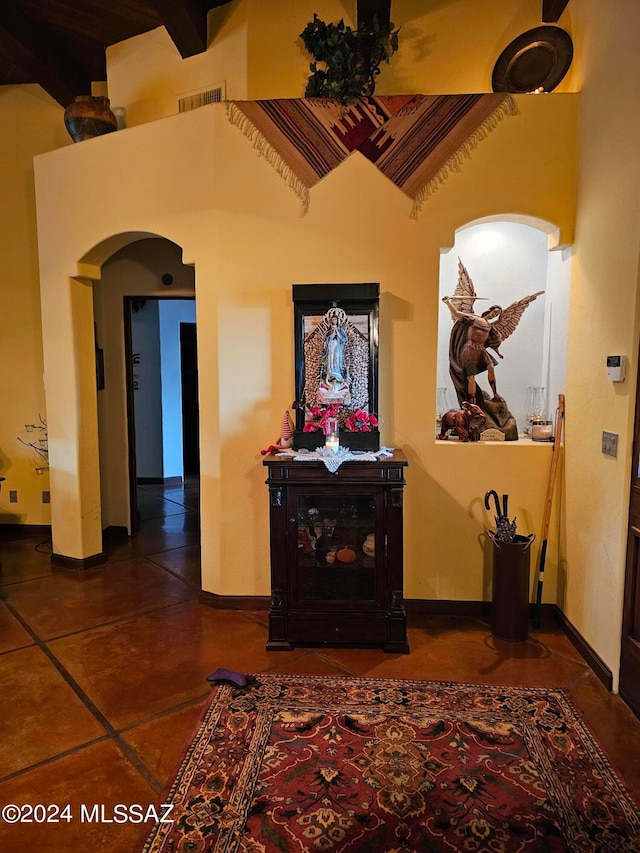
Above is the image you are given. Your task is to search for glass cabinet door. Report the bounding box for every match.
[290,490,380,606]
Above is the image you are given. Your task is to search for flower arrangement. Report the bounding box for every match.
[294,401,378,433]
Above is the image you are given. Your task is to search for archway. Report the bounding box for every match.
[46,231,196,567]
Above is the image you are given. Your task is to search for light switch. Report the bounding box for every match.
[602,431,618,457]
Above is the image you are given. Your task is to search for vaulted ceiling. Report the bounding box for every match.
[0,1,235,108]
[0,0,570,109]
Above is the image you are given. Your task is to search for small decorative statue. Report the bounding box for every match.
[303,306,369,413]
[439,401,486,442]
[318,309,351,405]
[260,410,294,455]
[442,259,543,440]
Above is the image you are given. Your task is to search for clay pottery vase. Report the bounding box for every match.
[64,95,117,143]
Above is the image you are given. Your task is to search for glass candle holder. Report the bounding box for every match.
[526,386,546,422]
[325,417,340,453]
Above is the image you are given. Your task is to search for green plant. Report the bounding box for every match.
[300,13,400,103]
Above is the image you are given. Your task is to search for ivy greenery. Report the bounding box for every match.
[300,13,400,103]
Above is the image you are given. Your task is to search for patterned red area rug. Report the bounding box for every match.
[141,675,639,852]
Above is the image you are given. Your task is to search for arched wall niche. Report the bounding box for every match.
[437,215,571,437]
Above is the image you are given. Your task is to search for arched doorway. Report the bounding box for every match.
[46,231,199,568]
[93,237,198,538]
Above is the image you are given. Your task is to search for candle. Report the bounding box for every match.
[532,421,553,441]
[325,417,340,452]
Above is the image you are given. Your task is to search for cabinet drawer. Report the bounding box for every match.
[287,611,388,645]
[283,464,386,483]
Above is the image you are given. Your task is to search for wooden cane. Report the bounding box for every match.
[533,394,565,628]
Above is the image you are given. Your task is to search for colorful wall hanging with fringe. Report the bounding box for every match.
[226,94,517,217]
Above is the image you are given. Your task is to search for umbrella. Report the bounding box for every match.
[484,489,517,542]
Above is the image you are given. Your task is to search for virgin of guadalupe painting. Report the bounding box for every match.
[291,283,380,449]
[442,259,543,440]
[303,307,370,412]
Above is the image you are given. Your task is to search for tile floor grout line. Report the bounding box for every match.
[16,596,202,644]
[117,691,212,735]
[2,598,165,794]
[0,640,35,657]
[0,552,196,588]
[143,559,201,590]
[0,734,114,784]
[2,598,126,736]
[113,735,164,795]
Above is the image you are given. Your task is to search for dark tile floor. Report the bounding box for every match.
[1,477,639,851]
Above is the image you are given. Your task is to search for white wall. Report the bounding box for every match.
[132,300,163,478]
[159,299,197,478]
[437,221,570,434]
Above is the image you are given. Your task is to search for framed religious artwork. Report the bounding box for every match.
[292,283,380,450]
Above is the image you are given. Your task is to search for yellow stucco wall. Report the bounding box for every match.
[33,93,577,600]
[107,0,578,127]
[562,0,640,672]
[0,85,70,525]
[3,0,639,689]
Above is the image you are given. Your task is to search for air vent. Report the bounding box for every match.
[178,84,226,113]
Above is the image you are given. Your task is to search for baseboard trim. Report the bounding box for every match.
[198,593,613,690]
[552,605,613,690]
[199,590,270,611]
[51,551,107,570]
[0,523,51,540]
[102,525,129,542]
[405,598,491,618]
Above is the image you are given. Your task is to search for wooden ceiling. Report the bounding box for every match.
[0,0,570,109]
[0,0,234,107]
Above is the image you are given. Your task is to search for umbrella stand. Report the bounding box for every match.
[488,530,535,641]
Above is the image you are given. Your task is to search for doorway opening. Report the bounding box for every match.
[125,296,199,536]
[93,237,200,580]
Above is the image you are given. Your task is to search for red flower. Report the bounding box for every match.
[344,410,378,432]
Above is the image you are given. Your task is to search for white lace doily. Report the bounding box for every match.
[275,445,394,473]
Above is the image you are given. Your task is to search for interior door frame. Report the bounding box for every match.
[619,336,640,718]
[123,296,139,535]
[123,295,198,535]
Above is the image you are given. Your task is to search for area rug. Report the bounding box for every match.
[141,674,640,852]
[226,94,516,217]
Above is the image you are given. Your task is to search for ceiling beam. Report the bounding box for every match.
[357,0,392,31]
[0,4,91,107]
[542,0,570,22]
[149,0,210,58]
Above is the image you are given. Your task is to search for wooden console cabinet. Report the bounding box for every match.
[263,451,408,653]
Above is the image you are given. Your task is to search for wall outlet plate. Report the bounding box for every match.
[602,431,618,457]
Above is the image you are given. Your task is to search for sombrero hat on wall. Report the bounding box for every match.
[492,25,574,93]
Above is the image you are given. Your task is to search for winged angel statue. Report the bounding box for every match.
[442,259,543,440]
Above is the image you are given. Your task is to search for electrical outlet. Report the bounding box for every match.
[602,431,618,458]
[9,490,17,503]
[42,490,50,504]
